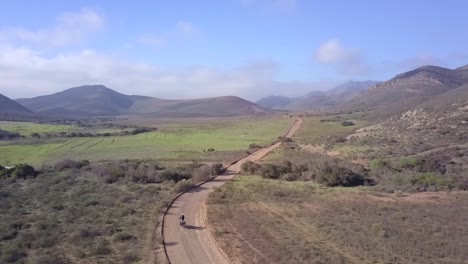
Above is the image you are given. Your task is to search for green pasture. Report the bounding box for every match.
[0,121,73,135]
[0,117,293,166]
[293,117,367,144]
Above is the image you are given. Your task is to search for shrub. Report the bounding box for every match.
[1,244,26,263]
[370,159,391,170]
[192,165,212,183]
[399,158,423,169]
[341,121,355,126]
[259,164,282,179]
[211,163,224,175]
[310,159,365,187]
[160,170,190,182]
[93,238,111,256]
[54,159,88,171]
[174,179,194,193]
[30,132,41,138]
[249,143,263,150]
[0,129,21,140]
[114,232,136,242]
[240,161,261,174]
[11,164,37,179]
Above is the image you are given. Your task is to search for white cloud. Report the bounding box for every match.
[0,45,324,100]
[0,9,104,48]
[139,21,200,48]
[315,39,370,76]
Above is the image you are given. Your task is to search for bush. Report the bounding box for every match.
[114,232,136,242]
[174,179,194,193]
[1,244,26,263]
[93,238,111,256]
[249,143,263,150]
[241,161,261,174]
[259,164,282,179]
[211,163,224,175]
[192,165,212,183]
[309,159,365,187]
[11,164,37,179]
[399,158,423,169]
[160,170,190,182]
[30,132,41,138]
[341,121,355,126]
[54,159,88,171]
[0,129,21,140]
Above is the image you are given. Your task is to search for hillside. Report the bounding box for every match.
[345,65,468,117]
[256,80,379,111]
[0,94,31,114]
[15,85,272,117]
[16,85,133,116]
[256,96,292,109]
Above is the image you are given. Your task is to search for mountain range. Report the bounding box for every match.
[14,85,272,117]
[1,64,467,118]
[345,65,468,118]
[256,81,380,111]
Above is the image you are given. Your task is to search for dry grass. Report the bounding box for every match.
[208,176,468,264]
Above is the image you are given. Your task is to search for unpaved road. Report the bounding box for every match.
[162,118,302,264]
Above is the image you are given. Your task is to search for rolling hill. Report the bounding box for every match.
[0,94,31,114]
[15,85,273,117]
[256,80,379,111]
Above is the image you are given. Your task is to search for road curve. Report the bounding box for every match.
[162,118,302,264]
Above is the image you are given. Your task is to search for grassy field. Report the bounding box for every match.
[292,117,367,144]
[0,121,73,135]
[208,176,468,264]
[0,121,135,136]
[263,116,367,163]
[0,117,293,166]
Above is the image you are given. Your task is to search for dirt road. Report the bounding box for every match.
[162,118,302,264]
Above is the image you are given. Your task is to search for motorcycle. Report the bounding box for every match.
[179,219,186,226]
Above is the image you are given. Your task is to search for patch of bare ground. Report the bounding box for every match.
[208,176,468,264]
[300,144,369,167]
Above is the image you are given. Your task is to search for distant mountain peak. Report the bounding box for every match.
[0,94,32,114]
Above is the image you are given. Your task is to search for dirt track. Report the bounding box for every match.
[162,118,302,264]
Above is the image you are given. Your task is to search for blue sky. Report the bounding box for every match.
[0,0,467,99]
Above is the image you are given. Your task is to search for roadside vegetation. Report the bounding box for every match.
[207,113,468,263]
[0,159,223,263]
[208,176,468,264]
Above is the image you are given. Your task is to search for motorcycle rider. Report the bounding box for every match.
[179,213,185,225]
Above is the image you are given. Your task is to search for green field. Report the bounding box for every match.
[263,116,367,162]
[0,117,293,166]
[293,117,367,144]
[0,121,73,135]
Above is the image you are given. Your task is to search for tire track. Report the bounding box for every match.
[86,138,105,149]
[70,138,95,149]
